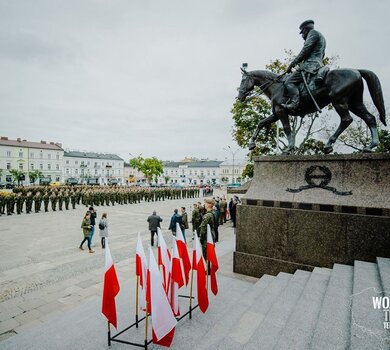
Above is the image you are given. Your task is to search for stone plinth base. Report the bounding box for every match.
[234,153,390,278]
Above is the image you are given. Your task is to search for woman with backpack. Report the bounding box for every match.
[79,211,94,253]
[98,213,108,249]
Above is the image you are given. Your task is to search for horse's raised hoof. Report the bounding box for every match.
[362,147,373,153]
[324,146,333,154]
[248,142,256,151]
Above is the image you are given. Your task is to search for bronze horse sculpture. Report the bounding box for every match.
[237,68,386,154]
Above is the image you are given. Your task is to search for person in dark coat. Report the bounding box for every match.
[147,211,163,246]
[168,209,182,236]
[230,199,237,228]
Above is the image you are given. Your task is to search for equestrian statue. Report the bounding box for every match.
[237,20,386,154]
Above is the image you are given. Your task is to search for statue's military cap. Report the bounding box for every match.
[299,19,314,33]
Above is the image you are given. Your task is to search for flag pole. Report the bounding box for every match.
[135,275,139,328]
[206,259,209,292]
[144,301,149,349]
[189,265,194,319]
[107,321,111,346]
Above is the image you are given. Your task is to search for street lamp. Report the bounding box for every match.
[224,146,240,184]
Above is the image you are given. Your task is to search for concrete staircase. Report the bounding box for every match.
[175,257,390,350]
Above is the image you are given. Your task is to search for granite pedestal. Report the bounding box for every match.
[234,153,390,278]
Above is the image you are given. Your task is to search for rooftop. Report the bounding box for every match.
[0,137,63,151]
[64,151,124,161]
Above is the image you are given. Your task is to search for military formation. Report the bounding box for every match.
[0,185,200,216]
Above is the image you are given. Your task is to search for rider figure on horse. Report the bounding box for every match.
[282,20,327,112]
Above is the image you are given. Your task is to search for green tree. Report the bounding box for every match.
[129,157,163,183]
[28,170,43,184]
[9,169,26,185]
[338,119,390,153]
[164,176,170,184]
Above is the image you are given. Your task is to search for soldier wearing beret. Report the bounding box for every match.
[282,20,326,112]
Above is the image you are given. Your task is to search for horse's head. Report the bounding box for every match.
[237,68,255,101]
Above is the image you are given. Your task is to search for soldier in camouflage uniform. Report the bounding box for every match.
[50,192,57,211]
[199,198,217,259]
[0,193,5,215]
[26,192,33,214]
[34,191,42,213]
[43,191,50,212]
[64,191,70,210]
[6,193,16,215]
[16,192,24,214]
[70,191,77,209]
[58,191,63,211]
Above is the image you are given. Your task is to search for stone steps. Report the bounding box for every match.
[273,267,331,350]
[310,263,354,350]
[199,258,390,350]
[243,269,311,350]
[350,260,389,350]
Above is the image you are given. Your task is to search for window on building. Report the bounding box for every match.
[94,162,98,167]
[207,171,210,176]
[30,152,34,159]
[87,161,90,165]
[81,161,84,166]
[75,160,78,165]
[212,170,216,176]
[19,151,23,158]
[66,160,69,164]
[48,164,51,170]
[48,154,51,159]
[30,163,34,170]
[40,152,43,159]
[19,163,23,170]
[6,151,11,157]
[118,170,121,175]
[75,169,78,174]
[6,163,11,170]
[56,154,59,160]
[195,170,198,175]
[56,164,59,170]
[81,169,84,175]
[189,170,192,175]
[66,168,70,174]
[95,169,98,175]
[39,164,43,170]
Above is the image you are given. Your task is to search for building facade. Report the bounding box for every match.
[123,162,145,185]
[219,159,248,184]
[0,137,64,184]
[63,151,124,185]
[159,160,223,186]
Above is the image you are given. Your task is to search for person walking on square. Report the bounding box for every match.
[147,210,163,246]
[220,196,227,224]
[79,211,94,253]
[180,207,189,242]
[168,208,182,236]
[89,206,97,246]
[98,212,108,249]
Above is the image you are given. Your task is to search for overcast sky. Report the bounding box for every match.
[1,0,389,162]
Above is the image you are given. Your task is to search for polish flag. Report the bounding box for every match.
[193,234,209,313]
[157,228,171,294]
[102,238,120,328]
[170,238,184,316]
[175,223,191,285]
[207,224,219,296]
[149,248,177,347]
[135,233,148,310]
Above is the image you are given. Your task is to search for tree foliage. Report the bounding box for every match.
[129,156,164,182]
[28,170,43,184]
[9,169,26,185]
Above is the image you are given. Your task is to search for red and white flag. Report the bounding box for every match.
[157,228,171,294]
[193,234,209,313]
[170,238,184,316]
[135,233,148,310]
[102,238,120,328]
[175,223,191,285]
[149,247,177,347]
[207,224,219,296]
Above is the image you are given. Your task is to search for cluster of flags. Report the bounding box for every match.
[101,224,219,348]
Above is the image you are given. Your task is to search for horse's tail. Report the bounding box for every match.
[359,69,387,126]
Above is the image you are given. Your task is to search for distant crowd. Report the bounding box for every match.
[0,185,200,216]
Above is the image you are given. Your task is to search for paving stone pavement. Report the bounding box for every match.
[0,190,255,347]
